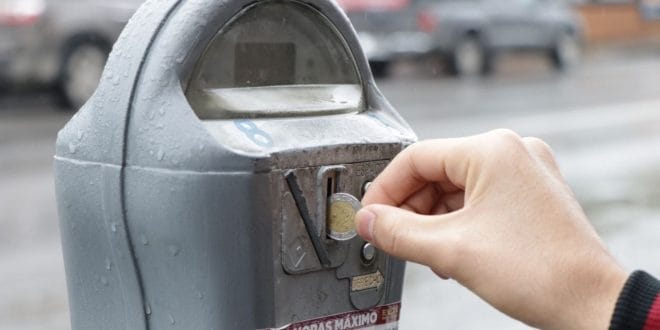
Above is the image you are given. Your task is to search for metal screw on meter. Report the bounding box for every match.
[327,193,361,241]
[361,242,376,263]
[362,181,373,196]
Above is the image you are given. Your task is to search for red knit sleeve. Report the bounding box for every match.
[610,271,660,330]
[644,294,660,330]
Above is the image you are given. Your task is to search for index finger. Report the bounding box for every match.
[362,138,473,207]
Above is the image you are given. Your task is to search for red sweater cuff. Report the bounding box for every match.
[645,294,660,330]
[610,271,660,330]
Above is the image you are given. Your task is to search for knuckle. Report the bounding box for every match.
[403,141,426,160]
[397,143,421,168]
[402,142,420,159]
[403,141,423,154]
[485,129,527,157]
[489,128,522,142]
[490,129,524,147]
[523,136,556,159]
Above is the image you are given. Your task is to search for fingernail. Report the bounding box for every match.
[355,208,376,242]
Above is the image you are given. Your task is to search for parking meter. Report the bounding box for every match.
[54,0,416,329]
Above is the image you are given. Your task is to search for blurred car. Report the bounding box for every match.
[0,0,143,108]
[640,0,660,20]
[338,0,583,77]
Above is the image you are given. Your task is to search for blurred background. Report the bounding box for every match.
[1,0,659,329]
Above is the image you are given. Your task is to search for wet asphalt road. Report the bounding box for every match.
[1,44,659,329]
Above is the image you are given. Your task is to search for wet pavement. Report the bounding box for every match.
[1,44,659,329]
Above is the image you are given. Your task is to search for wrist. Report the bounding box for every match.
[554,258,628,330]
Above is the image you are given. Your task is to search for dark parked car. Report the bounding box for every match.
[338,0,583,77]
[0,0,143,108]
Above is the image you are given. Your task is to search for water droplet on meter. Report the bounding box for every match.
[168,245,180,256]
[140,234,149,246]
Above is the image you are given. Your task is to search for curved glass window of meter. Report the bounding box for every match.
[186,1,364,119]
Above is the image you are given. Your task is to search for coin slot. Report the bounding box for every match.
[325,174,335,239]
[326,175,335,199]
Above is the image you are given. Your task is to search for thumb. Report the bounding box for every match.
[355,204,443,266]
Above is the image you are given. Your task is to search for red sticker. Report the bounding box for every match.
[262,302,401,330]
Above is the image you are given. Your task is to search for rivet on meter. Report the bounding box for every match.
[327,193,361,241]
[361,243,376,263]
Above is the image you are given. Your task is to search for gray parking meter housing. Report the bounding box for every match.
[55,0,416,329]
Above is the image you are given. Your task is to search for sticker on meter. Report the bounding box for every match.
[260,302,401,330]
[327,193,361,241]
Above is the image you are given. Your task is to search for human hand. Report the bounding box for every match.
[356,129,627,330]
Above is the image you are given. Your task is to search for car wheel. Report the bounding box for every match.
[550,31,580,71]
[58,41,109,110]
[448,35,490,77]
[370,60,391,79]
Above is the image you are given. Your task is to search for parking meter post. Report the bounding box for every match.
[55,0,417,329]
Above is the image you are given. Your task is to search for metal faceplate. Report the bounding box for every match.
[281,160,390,311]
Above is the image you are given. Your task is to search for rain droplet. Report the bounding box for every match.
[140,234,149,246]
[168,245,180,256]
[157,149,165,161]
[168,313,175,325]
[105,258,112,271]
[158,107,166,116]
[77,130,85,141]
[68,143,77,154]
[145,303,152,315]
[110,222,117,233]
[197,291,204,300]
[100,276,109,286]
